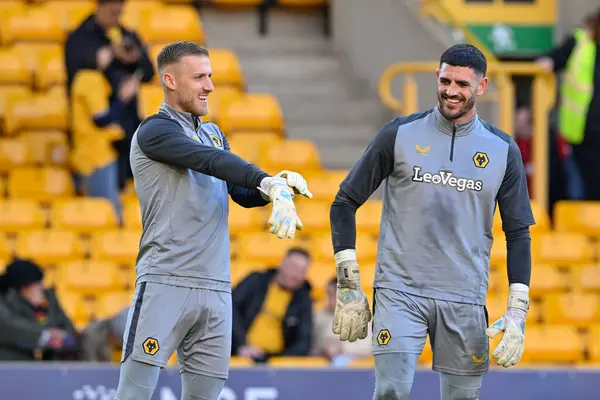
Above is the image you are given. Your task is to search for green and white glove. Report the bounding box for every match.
[274,170,313,199]
[258,176,303,239]
[486,283,529,368]
[332,249,372,343]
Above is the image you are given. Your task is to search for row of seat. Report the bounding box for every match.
[0,1,204,46]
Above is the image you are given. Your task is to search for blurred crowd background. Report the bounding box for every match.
[0,0,599,375]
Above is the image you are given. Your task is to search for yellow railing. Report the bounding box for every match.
[378,62,556,211]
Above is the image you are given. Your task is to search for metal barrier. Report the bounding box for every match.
[378,61,556,211]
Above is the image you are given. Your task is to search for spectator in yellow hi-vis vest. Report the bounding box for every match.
[70,69,141,222]
[537,8,600,200]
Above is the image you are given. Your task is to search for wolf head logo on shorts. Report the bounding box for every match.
[143,337,160,356]
[377,329,391,346]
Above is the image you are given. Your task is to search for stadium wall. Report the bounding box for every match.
[1,365,599,400]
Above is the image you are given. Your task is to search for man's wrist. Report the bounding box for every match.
[335,249,360,289]
[507,283,530,314]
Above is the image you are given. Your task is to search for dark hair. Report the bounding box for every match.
[157,41,210,73]
[587,7,600,42]
[328,276,337,287]
[439,44,487,77]
[287,247,310,260]
[97,0,124,4]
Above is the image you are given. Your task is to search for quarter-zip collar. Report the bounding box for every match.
[159,101,201,131]
[433,105,478,137]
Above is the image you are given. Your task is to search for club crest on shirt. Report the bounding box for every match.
[208,133,222,148]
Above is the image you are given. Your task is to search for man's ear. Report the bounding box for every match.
[162,72,176,91]
[477,76,488,96]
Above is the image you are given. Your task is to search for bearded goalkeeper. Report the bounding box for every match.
[329,44,534,400]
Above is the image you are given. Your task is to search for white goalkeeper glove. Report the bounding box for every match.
[332,249,372,342]
[486,283,529,368]
[274,170,313,199]
[258,176,303,239]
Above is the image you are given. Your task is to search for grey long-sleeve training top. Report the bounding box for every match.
[331,106,535,305]
[130,101,269,293]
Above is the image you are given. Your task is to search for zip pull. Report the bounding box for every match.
[449,125,457,162]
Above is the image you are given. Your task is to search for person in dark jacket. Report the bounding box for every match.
[0,259,79,362]
[64,0,155,190]
[232,248,313,362]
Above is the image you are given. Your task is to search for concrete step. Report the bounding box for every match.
[285,124,377,142]
[239,55,340,79]
[220,37,334,56]
[281,100,386,125]
[247,79,354,100]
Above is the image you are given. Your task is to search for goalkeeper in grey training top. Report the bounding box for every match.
[114,41,311,400]
[329,44,535,400]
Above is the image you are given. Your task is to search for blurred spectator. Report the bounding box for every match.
[69,69,140,222]
[232,248,313,362]
[81,308,128,362]
[0,260,79,362]
[537,7,600,200]
[514,107,534,198]
[64,0,155,191]
[311,277,371,367]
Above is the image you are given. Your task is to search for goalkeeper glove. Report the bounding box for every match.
[258,176,303,239]
[486,283,529,368]
[332,249,372,342]
[274,170,313,199]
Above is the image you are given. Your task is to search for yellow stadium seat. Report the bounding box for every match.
[238,233,309,265]
[58,291,98,328]
[418,336,433,365]
[0,5,64,46]
[59,260,119,293]
[229,356,254,367]
[34,45,65,90]
[114,264,137,290]
[15,230,83,264]
[91,230,140,265]
[9,167,74,201]
[529,264,569,297]
[520,325,584,364]
[294,201,331,235]
[98,291,133,319]
[260,139,322,175]
[228,201,264,236]
[121,0,163,31]
[227,132,282,164]
[138,84,163,119]
[268,356,329,367]
[139,6,205,45]
[204,87,245,125]
[0,86,31,132]
[207,49,245,90]
[493,200,550,236]
[356,200,382,236]
[230,262,263,287]
[570,264,600,293]
[123,199,142,231]
[589,325,600,363]
[485,294,508,323]
[0,1,26,19]
[312,232,378,265]
[210,0,261,7]
[4,86,68,135]
[554,201,600,238]
[0,138,30,172]
[348,357,375,368]
[304,170,349,205]
[41,0,95,32]
[219,94,284,136]
[51,198,118,233]
[0,199,46,233]
[543,293,600,328]
[490,233,507,268]
[533,233,594,266]
[42,264,61,288]
[488,265,508,294]
[20,130,69,166]
[0,234,11,262]
[0,49,31,86]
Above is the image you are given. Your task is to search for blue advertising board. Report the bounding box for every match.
[0,364,598,400]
